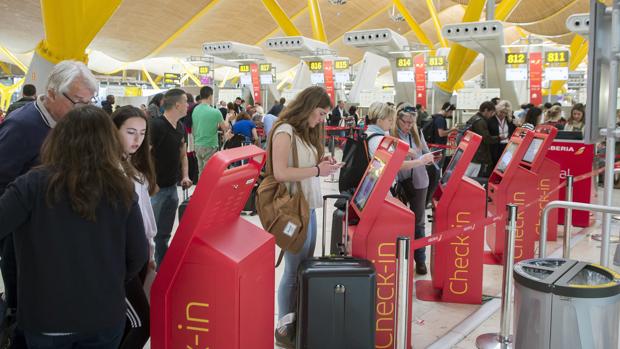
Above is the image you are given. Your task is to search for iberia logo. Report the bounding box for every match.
[575,146,586,155]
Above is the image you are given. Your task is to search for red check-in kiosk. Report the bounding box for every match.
[151,146,274,349]
[415,131,486,304]
[346,136,415,349]
[531,125,560,242]
[486,127,557,264]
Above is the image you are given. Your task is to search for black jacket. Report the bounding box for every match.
[5,97,35,118]
[469,113,499,170]
[0,168,148,333]
[328,107,348,126]
[487,116,517,167]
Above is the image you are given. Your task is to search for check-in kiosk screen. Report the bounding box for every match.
[440,148,464,186]
[496,142,518,173]
[522,138,543,164]
[353,158,386,211]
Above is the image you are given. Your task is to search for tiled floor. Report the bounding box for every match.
[4,149,619,349]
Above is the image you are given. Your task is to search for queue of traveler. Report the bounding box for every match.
[0,57,603,349]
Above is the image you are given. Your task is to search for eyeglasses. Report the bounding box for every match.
[63,92,96,107]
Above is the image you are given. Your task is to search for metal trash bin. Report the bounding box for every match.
[513,258,620,349]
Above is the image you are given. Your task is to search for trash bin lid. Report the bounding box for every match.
[513,258,577,293]
[553,262,620,298]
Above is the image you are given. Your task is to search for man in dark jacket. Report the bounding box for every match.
[5,84,36,118]
[101,94,115,114]
[0,60,98,347]
[465,101,500,178]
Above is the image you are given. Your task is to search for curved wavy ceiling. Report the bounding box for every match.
[0,0,598,76]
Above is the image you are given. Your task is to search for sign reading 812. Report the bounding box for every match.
[505,53,527,65]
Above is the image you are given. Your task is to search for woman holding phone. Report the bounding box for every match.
[392,103,436,275]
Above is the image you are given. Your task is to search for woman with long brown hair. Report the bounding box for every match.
[112,105,157,349]
[0,106,147,348]
[269,86,341,347]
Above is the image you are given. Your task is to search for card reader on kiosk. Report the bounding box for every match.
[415,131,486,304]
[346,136,414,349]
[486,126,557,264]
[151,146,274,349]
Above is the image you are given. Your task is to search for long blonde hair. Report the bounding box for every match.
[269,86,331,162]
[366,101,396,126]
[393,103,422,148]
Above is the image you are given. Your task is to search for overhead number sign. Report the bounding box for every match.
[396,57,413,68]
[308,61,323,71]
[163,72,181,87]
[198,66,210,75]
[334,60,349,70]
[505,53,527,65]
[259,63,273,85]
[545,51,569,64]
[238,64,250,73]
[259,63,272,73]
[427,56,446,67]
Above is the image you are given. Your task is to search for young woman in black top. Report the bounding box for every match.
[0,106,148,348]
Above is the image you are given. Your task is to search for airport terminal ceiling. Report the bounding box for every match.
[0,0,613,79]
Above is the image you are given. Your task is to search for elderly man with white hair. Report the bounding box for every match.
[0,60,98,346]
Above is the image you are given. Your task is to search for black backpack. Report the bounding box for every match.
[421,117,436,143]
[338,133,382,193]
[455,114,483,145]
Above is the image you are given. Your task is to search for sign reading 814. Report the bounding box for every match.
[396,57,412,68]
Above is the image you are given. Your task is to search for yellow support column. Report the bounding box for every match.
[261,0,302,36]
[308,0,327,42]
[141,66,161,91]
[392,0,435,50]
[0,62,10,75]
[0,46,27,73]
[425,0,448,48]
[550,35,588,95]
[0,79,24,111]
[37,0,122,63]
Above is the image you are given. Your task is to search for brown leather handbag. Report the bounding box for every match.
[256,132,310,266]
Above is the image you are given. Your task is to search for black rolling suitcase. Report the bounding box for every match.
[178,189,190,220]
[296,194,376,349]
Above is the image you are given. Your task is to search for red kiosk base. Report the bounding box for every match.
[486,126,558,265]
[416,132,486,304]
[150,146,275,349]
[346,137,415,349]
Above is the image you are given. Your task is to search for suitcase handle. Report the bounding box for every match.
[183,188,189,201]
[322,194,350,257]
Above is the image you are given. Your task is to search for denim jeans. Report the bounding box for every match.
[151,185,179,267]
[24,323,124,349]
[277,209,317,320]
